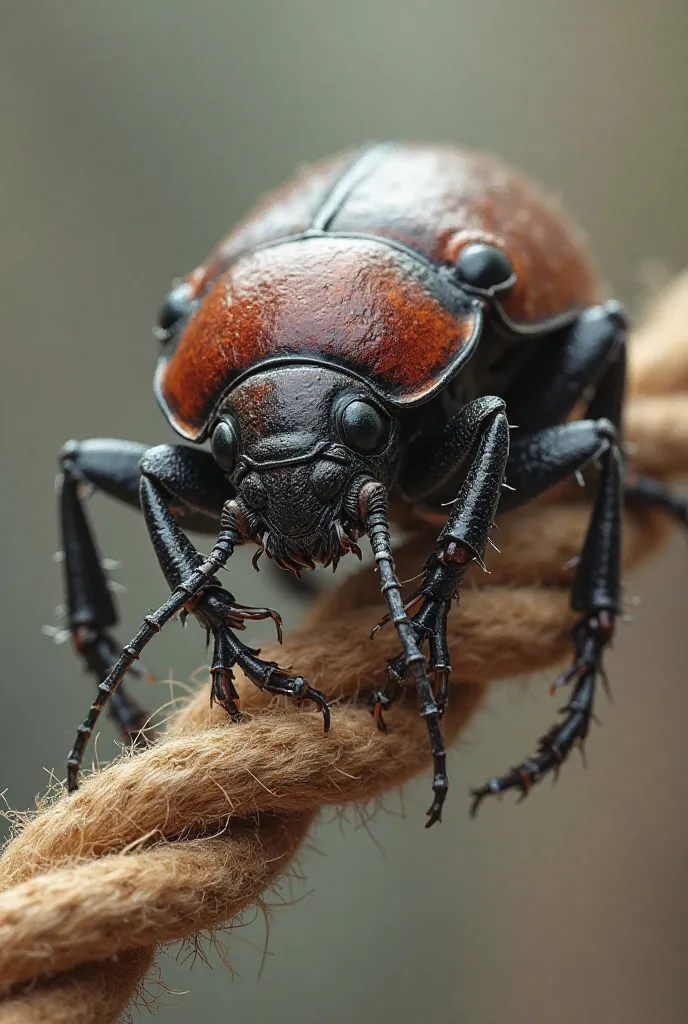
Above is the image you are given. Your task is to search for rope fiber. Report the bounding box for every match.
[2,271,688,1021]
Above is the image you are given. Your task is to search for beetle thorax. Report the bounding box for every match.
[210,365,400,573]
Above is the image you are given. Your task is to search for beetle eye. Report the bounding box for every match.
[454,243,515,295]
[154,281,193,342]
[211,417,239,475]
[340,400,390,454]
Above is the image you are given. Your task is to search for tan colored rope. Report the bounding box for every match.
[1,276,688,1021]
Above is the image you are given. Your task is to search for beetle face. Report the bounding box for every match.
[210,365,401,572]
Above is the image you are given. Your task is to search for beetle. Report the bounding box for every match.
[59,142,687,824]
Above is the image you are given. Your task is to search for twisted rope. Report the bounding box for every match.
[1,272,688,1022]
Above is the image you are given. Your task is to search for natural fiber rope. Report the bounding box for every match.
[2,272,688,1021]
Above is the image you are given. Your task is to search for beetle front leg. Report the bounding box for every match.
[380,563,457,719]
[189,587,330,728]
[409,400,510,709]
[374,397,511,714]
[66,445,328,790]
[136,465,330,727]
[364,399,510,825]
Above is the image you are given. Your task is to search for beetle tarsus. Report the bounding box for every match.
[210,627,243,721]
[470,613,612,815]
[424,712,449,827]
[261,662,331,731]
[426,785,448,827]
[197,589,331,730]
[201,588,284,644]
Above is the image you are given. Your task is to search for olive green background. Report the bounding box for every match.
[2,2,688,1022]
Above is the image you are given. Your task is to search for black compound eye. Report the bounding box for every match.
[211,417,239,475]
[454,243,515,294]
[340,400,390,454]
[154,281,193,342]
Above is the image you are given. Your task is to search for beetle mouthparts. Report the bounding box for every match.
[260,517,362,575]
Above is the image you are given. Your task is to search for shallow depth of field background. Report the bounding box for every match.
[2,3,688,1022]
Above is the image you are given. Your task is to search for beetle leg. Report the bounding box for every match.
[66,517,238,792]
[471,436,622,812]
[470,669,597,817]
[196,589,330,726]
[63,443,234,787]
[135,450,329,713]
[503,301,627,432]
[209,626,243,720]
[391,397,513,699]
[366,400,510,824]
[625,471,688,527]
[58,439,234,746]
[57,439,308,740]
[473,331,627,810]
[399,395,509,505]
[376,580,455,714]
[58,440,159,744]
[375,395,510,718]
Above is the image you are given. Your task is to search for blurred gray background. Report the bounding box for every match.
[2,2,688,1021]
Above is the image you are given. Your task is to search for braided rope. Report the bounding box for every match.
[1,272,688,1021]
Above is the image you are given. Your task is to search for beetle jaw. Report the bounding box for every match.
[222,494,364,576]
[222,472,380,576]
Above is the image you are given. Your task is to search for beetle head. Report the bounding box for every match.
[209,364,401,572]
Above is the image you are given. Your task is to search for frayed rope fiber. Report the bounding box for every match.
[2,272,688,1022]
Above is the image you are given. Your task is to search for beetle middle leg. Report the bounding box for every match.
[466,417,624,811]
[469,302,630,810]
[59,440,158,743]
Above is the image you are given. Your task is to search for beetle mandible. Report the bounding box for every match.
[59,142,684,824]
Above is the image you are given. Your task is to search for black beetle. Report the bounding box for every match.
[59,142,685,824]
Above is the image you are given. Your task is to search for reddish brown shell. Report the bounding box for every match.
[156,236,481,439]
[156,143,602,440]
